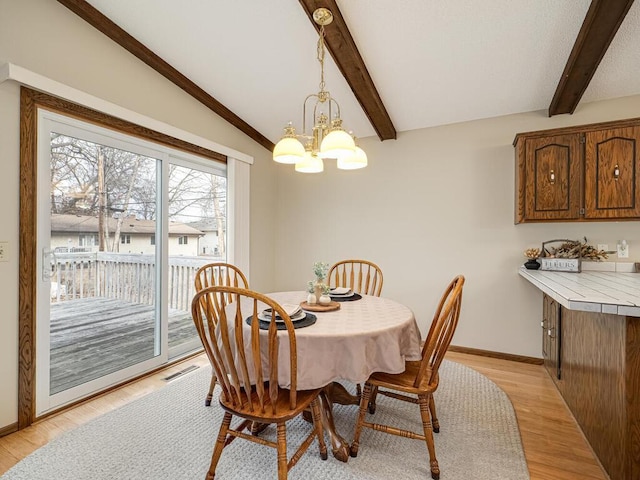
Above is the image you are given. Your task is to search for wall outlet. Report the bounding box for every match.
[597,244,609,252]
[617,240,629,258]
[0,241,7,262]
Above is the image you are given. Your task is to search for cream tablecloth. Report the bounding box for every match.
[226,291,422,390]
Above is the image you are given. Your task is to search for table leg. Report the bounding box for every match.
[324,381,360,406]
[318,387,350,462]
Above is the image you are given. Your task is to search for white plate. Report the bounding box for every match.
[330,291,354,298]
[258,310,306,322]
[330,287,352,295]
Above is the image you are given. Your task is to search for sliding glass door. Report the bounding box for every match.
[36,110,226,414]
[166,160,227,359]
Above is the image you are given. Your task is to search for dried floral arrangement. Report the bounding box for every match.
[542,237,609,261]
[524,248,540,259]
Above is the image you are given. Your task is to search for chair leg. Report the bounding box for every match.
[429,395,440,433]
[368,385,379,414]
[276,423,288,480]
[310,398,328,460]
[350,382,373,458]
[205,375,217,407]
[418,394,440,480]
[206,411,232,480]
[356,383,362,396]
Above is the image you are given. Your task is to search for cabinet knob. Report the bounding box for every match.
[613,164,620,180]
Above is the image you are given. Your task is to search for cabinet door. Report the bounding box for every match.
[542,294,561,380]
[585,126,640,219]
[541,295,551,361]
[523,134,582,221]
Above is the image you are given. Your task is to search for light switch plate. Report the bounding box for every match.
[617,242,629,258]
[0,241,8,262]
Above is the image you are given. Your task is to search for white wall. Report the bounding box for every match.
[273,96,640,358]
[0,0,278,429]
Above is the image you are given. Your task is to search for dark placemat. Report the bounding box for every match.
[330,293,362,302]
[245,313,317,330]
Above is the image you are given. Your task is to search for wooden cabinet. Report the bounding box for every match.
[584,126,640,219]
[537,297,640,480]
[551,307,640,480]
[515,119,640,223]
[541,294,561,381]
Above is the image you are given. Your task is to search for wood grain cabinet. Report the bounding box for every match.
[537,294,640,480]
[514,119,640,223]
[541,294,561,381]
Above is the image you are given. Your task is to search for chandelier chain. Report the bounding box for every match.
[317,25,326,93]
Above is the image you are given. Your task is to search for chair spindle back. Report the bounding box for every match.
[194,262,249,299]
[191,286,299,413]
[327,259,384,297]
[414,275,465,388]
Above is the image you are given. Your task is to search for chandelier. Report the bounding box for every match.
[272,7,368,173]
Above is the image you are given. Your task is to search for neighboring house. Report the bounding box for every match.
[50,214,203,256]
[187,218,225,257]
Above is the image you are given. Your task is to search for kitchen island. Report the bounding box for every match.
[519,267,640,480]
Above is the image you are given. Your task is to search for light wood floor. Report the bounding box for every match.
[0,352,607,479]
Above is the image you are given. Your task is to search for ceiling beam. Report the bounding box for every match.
[549,0,635,116]
[56,0,275,152]
[299,0,396,141]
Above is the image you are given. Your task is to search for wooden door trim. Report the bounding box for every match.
[18,87,38,429]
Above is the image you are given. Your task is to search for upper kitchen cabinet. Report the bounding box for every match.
[516,134,582,222]
[514,118,640,223]
[584,126,640,219]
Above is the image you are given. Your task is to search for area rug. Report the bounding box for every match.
[1,361,529,479]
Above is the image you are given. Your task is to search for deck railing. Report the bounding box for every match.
[51,252,218,311]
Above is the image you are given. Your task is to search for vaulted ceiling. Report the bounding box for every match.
[60,0,640,151]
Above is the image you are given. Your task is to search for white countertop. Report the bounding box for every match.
[519,267,640,317]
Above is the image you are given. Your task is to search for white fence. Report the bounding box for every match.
[51,252,218,311]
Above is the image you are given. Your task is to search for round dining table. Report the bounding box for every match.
[263,291,423,460]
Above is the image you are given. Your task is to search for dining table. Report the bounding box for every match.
[260,290,423,461]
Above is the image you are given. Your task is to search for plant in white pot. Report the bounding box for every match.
[312,262,329,299]
[306,280,317,305]
[319,284,331,305]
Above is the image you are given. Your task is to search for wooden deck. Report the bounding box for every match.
[50,297,197,394]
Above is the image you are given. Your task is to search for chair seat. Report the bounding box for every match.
[219,386,323,423]
[368,361,438,395]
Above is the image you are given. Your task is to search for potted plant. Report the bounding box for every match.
[312,262,329,299]
[523,248,541,269]
[306,281,317,305]
[319,284,331,305]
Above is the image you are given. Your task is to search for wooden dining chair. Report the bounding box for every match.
[350,275,465,480]
[191,286,328,480]
[328,259,384,397]
[327,259,384,297]
[194,263,249,406]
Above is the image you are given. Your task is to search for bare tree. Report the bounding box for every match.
[50,134,228,256]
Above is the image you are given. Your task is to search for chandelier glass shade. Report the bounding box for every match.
[272,125,305,164]
[272,8,367,173]
[294,149,324,173]
[337,145,368,170]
